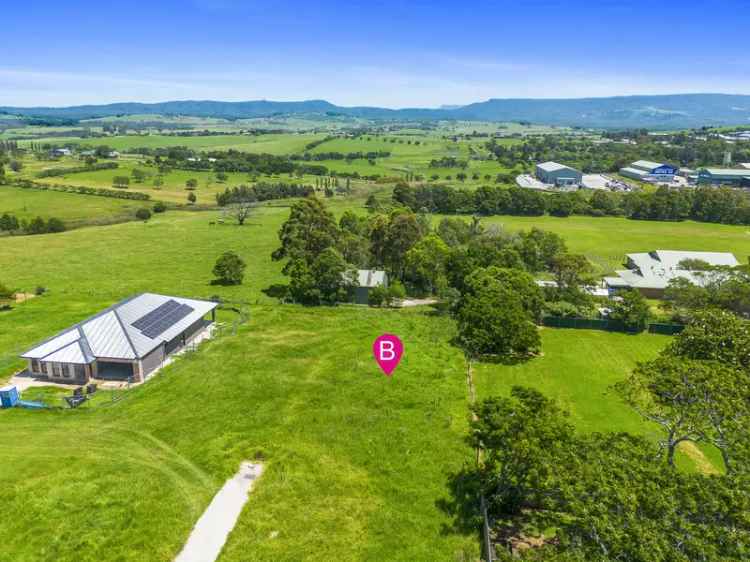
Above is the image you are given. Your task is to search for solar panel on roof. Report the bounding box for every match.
[132,300,181,330]
[140,304,194,339]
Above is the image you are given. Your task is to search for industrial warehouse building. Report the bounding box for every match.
[535,162,582,186]
[604,250,739,298]
[697,168,750,187]
[20,293,218,384]
[619,160,678,182]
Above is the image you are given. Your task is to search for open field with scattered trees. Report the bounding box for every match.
[2,117,750,560]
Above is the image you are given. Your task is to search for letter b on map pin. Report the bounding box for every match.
[373,334,403,377]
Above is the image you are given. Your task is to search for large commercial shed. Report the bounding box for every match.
[535,162,582,186]
[604,250,739,298]
[20,293,218,384]
[697,168,750,187]
[619,160,678,182]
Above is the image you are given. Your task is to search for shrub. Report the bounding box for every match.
[187,192,197,204]
[212,251,246,285]
[45,217,66,233]
[35,286,47,296]
[152,201,167,213]
[135,208,152,221]
[368,285,388,307]
[0,282,13,299]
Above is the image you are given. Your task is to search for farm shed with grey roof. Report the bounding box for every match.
[21,293,218,384]
[353,269,389,305]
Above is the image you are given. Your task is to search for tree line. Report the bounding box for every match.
[393,183,750,226]
[215,182,314,206]
[36,161,118,178]
[0,213,65,235]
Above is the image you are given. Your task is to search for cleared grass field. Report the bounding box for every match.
[0,191,724,559]
[0,185,146,224]
[19,132,326,154]
[0,305,481,562]
[477,214,750,273]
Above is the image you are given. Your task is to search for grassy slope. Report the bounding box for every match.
[18,132,326,154]
[0,185,145,223]
[0,305,478,562]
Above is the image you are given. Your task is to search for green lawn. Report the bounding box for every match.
[0,184,147,226]
[0,305,479,562]
[18,132,326,154]
[476,214,750,273]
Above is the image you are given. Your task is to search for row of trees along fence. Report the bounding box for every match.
[541,316,684,335]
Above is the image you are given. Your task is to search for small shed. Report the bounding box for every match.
[353,270,388,305]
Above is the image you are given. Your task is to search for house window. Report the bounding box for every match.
[31,359,41,373]
[74,364,85,379]
[62,365,72,379]
[52,363,62,377]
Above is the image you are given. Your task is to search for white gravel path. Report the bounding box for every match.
[175,462,263,562]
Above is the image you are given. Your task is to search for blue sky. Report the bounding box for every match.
[2,0,749,107]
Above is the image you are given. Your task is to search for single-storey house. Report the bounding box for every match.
[353,269,388,304]
[49,148,72,158]
[20,293,218,384]
[604,250,739,298]
[535,162,582,187]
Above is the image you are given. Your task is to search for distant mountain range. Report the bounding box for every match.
[3,94,750,129]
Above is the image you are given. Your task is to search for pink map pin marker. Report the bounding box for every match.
[373,334,403,377]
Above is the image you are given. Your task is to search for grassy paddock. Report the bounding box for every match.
[0,306,479,562]
[0,185,146,224]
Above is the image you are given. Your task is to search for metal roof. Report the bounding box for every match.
[606,250,738,290]
[21,293,218,362]
[701,168,750,177]
[356,270,387,288]
[631,160,671,172]
[537,161,577,173]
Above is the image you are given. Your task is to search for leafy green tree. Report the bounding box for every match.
[288,248,355,305]
[152,201,167,213]
[131,168,147,183]
[463,266,544,321]
[516,227,566,272]
[383,209,423,279]
[549,253,594,307]
[187,192,197,204]
[25,216,47,235]
[471,386,575,515]
[9,160,22,172]
[113,176,130,188]
[405,234,450,294]
[436,217,472,247]
[0,213,20,232]
[272,197,340,273]
[135,208,151,221]
[610,289,650,332]
[185,178,198,189]
[212,251,246,285]
[455,275,541,360]
[45,217,65,233]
